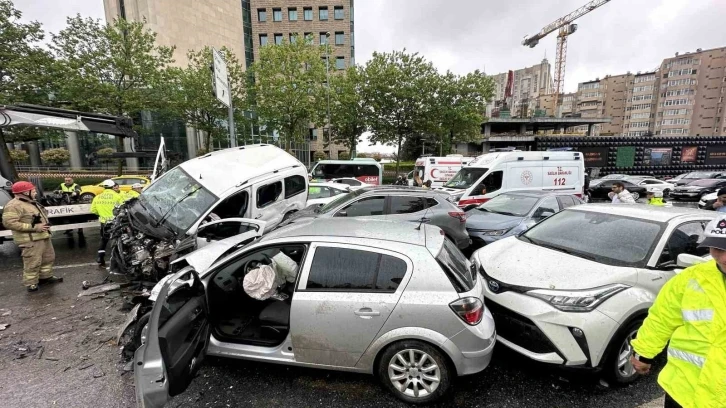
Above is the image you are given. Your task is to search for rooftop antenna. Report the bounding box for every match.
[415,201,432,231]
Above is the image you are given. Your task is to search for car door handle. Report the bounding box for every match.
[354,308,380,317]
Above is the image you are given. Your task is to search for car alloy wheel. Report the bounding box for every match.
[616,329,638,378]
[80,193,95,203]
[604,318,643,386]
[388,349,441,398]
[631,192,640,201]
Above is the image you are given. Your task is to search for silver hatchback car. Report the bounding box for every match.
[134,218,495,406]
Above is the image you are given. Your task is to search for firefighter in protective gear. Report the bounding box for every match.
[2,181,63,292]
[121,183,143,201]
[630,215,726,408]
[90,179,124,266]
[646,189,666,206]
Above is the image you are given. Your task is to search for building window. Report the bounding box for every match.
[288,8,297,21]
[320,32,328,45]
[304,32,313,44]
[334,6,344,20]
[319,6,328,20]
[304,7,313,21]
[289,33,297,44]
[274,34,283,45]
[259,34,268,46]
[335,31,344,45]
[273,8,282,21]
[257,8,266,22]
[336,57,345,70]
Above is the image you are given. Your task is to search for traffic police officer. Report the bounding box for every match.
[646,189,666,206]
[2,181,63,292]
[59,177,81,196]
[121,183,143,201]
[90,179,124,267]
[630,215,726,408]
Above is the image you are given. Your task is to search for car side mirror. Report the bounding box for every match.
[677,253,707,268]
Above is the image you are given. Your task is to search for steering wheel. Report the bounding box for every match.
[242,253,272,275]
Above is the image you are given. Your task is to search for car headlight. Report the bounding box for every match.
[525,284,630,312]
[471,228,510,236]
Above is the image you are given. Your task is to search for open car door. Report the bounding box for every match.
[134,270,208,408]
[195,218,266,250]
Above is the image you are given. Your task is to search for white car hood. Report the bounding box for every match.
[172,230,260,274]
[476,237,638,290]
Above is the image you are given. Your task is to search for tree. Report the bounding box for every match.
[337,151,350,160]
[251,36,327,147]
[313,151,327,161]
[328,65,367,157]
[168,47,247,153]
[356,152,368,158]
[41,148,70,166]
[372,153,382,162]
[8,149,28,163]
[50,16,175,171]
[429,70,494,154]
[361,50,438,175]
[0,0,56,180]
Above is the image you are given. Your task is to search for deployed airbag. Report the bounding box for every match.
[271,252,299,283]
[243,265,283,300]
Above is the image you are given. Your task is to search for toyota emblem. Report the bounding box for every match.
[488,280,500,293]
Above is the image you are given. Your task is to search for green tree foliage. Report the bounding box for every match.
[356,152,368,158]
[313,150,327,161]
[41,148,70,166]
[337,151,350,160]
[8,149,28,162]
[251,36,327,147]
[329,65,367,156]
[168,47,247,153]
[372,153,382,162]
[429,70,494,154]
[0,0,56,180]
[361,50,438,175]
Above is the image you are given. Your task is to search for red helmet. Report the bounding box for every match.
[11,181,35,194]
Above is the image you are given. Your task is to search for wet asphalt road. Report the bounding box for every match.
[2,203,703,407]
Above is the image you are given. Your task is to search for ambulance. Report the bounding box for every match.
[411,155,474,187]
[309,158,383,185]
[436,150,585,208]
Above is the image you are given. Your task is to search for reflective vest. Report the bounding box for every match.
[647,197,665,206]
[631,260,726,408]
[90,189,124,223]
[59,183,79,192]
[122,190,140,201]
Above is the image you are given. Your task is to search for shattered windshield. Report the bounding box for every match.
[139,167,218,235]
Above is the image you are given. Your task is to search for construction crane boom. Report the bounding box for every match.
[522,0,611,48]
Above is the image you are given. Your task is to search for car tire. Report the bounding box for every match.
[133,312,151,348]
[603,318,643,386]
[80,193,95,203]
[663,189,670,197]
[377,340,452,405]
[630,192,640,201]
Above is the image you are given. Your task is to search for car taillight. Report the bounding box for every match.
[448,211,467,223]
[449,297,484,325]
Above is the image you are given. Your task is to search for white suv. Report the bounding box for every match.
[472,204,714,384]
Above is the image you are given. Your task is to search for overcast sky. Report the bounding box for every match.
[17,0,726,153]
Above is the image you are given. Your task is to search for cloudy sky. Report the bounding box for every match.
[17,0,726,152]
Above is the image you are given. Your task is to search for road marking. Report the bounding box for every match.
[54,262,97,270]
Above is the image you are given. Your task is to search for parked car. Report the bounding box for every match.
[698,191,718,210]
[626,177,675,196]
[670,178,726,201]
[464,191,583,250]
[287,186,471,249]
[79,175,151,202]
[330,177,374,190]
[307,182,350,208]
[0,175,11,191]
[665,172,690,183]
[473,204,714,385]
[588,179,648,201]
[672,171,724,186]
[134,218,496,406]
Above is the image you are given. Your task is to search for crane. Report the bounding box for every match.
[522,0,612,112]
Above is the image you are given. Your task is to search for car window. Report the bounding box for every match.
[657,221,708,266]
[436,238,474,293]
[257,181,283,208]
[306,247,406,292]
[337,179,361,186]
[558,195,576,209]
[523,209,665,267]
[337,196,385,217]
[211,191,249,219]
[536,196,559,215]
[284,175,306,199]
[114,178,129,186]
[308,186,331,199]
[471,171,503,196]
[477,194,538,216]
[389,196,425,214]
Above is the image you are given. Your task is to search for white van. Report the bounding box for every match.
[410,155,475,187]
[309,158,383,185]
[436,151,584,207]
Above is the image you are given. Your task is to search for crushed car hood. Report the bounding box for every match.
[125,199,176,240]
[171,230,261,276]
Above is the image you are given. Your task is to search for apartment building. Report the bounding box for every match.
[489,59,553,116]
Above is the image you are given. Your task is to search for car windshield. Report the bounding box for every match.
[444,168,488,189]
[138,167,218,235]
[318,189,365,214]
[477,194,538,216]
[686,179,719,187]
[436,238,475,292]
[521,209,664,267]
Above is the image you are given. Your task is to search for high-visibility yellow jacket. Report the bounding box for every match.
[1,196,51,244]
[631,260,726,408]
[122,190,140,201]
[647,197,665,206]
[90,189,124,224]
[59,183,80,193]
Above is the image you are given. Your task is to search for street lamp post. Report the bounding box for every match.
[325,32,332,152]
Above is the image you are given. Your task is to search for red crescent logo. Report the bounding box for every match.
[431,168,439,179]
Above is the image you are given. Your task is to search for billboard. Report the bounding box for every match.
[681,146,698,163]
[706,146,726,165]
[616,146,636,168]
[643,148,673,166]
[579,147,608,167]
